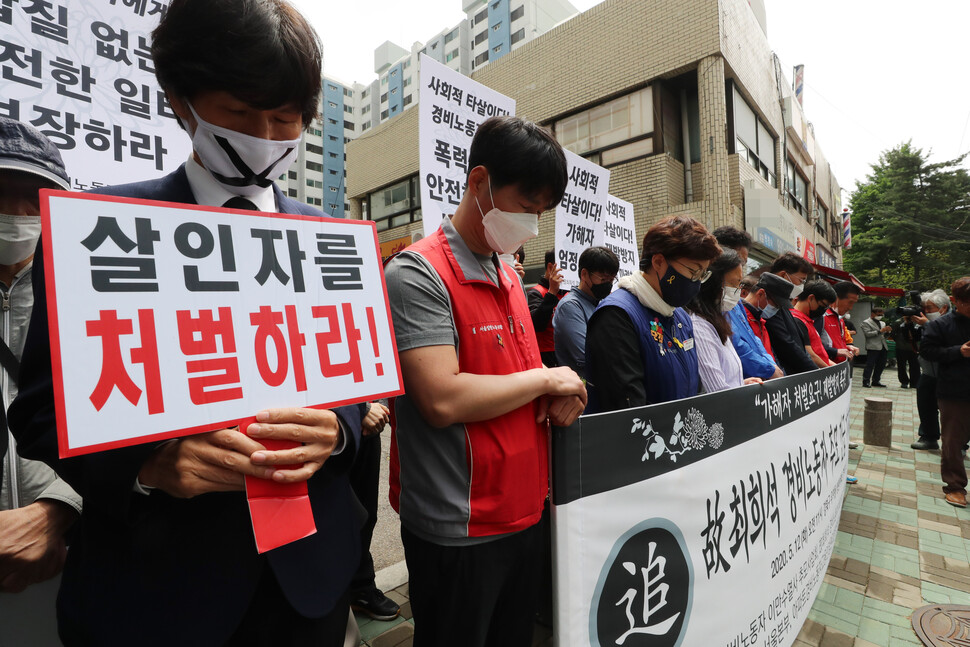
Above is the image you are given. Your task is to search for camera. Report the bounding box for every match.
[897,290,923,317]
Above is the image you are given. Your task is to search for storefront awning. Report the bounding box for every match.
[810,263,905,298]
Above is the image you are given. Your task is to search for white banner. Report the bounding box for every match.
[0,1,190,189]
[42,191,403,457]
[554,150,610,288]
[418,53,515,239]
[603,195,639,279]
[552,363,850,647]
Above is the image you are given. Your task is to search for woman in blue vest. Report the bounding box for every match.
[585,215,721,413]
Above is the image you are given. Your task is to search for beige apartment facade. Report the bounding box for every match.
[346,0,845,277]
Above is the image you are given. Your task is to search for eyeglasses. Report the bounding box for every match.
[671,260,712,283]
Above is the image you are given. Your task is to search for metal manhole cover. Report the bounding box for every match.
[912,605,970,646]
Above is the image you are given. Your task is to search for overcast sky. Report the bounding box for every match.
[289,0,970,196]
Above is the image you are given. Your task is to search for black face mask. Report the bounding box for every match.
[658,264,703,308]
[809,305,827,319]
[591,281,613,302]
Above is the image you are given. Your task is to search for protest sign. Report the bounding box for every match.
[41,191,403,458]
[0,1,190,187]
[602,195,639,279]
[554,150,610,288]
[418,53,515,238]
[553,362,850,647]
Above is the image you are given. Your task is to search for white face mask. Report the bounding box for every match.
[925,311,942,321]
[720,286,742,313]
[475,178,539,254]
[789,283,804,299]
[183,102,301,197]
[873,315,882,321]
[0,214,41,265]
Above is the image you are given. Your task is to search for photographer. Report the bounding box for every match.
[912,290,951,450]
[892,291,925,389]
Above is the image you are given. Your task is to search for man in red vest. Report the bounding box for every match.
[817,281,861,364]
[384,116,587,646]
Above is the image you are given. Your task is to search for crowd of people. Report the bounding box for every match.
[0,1,968,646]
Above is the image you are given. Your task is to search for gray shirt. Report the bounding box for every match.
[385,218,521,546]
[553,287,598,378]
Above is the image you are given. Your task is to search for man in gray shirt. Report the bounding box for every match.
[553,246,618,379]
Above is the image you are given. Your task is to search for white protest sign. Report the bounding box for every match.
[554,150,610,288]
[553,363,850,646]
[418,53,515,238]
[0,1,191,188]
[602,195,639,279]
[42,191,403,457]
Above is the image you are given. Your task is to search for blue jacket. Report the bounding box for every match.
[727,301,778,379]
[9,165,364,646]
[586,288,698,413]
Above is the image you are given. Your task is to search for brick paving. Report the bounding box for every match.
[357,367,970,647]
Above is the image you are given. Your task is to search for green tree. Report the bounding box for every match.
[845,142,970,292]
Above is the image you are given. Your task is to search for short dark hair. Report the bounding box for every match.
[467,116,567,210]
[544,249,556,267]
[579,246,619,276]
[639,215,721,269]
[686,249,743,343]
[796,279,837,304]
[833,281,862,299]
[768,252,813,277]
[952,277,970,302]
[713,226,752,251]
[740,274,758,291]
[152,0,323,127]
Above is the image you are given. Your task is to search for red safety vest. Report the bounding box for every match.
[822,309,849,363]
[528,284,560,353]
[389,226,548,537]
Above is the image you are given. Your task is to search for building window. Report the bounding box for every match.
[511,28,525,45]
[363,121,371,130]
[474,51,489,66]
[288,188,298,197]
[381,76,388,86]
[446,50,458,62]
[555,86,654,159]
[403,58,411,69]
[328,101,337,109]
[368,175,422,232]
[474,8,487,25]
[730,83,777,187]
[493,44,502,54]
[362,104,370,114]
[306,143,323,154]
[327,118,338,125]
[328,152,338,159]
[288,170,297,179]
[362,88,370,98]
[430,42,437,50]
[444,28,458,44]
[330,169,338,175]
[511,5,524,21]
[390,69,397,77]
[328,135,338,142]
[475,30,488,45]
[328,84,337,92]
[492,22,501,31]
[343,105,353,114]
[306,160,322,172]
[381,110,388,120]
[786,161,809,218]
[403,77,412,87]
[343,87,353,97]
[391,88,397,94]
[380,93,388,103]
[403,94,413,106]
[344,120,354,131]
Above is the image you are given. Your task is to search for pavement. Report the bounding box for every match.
[356,366,970,647]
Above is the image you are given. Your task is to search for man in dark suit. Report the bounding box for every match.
[9,2,365,645]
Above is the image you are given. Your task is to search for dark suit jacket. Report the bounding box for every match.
[9,166,365,646]
[764,306,817,375]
